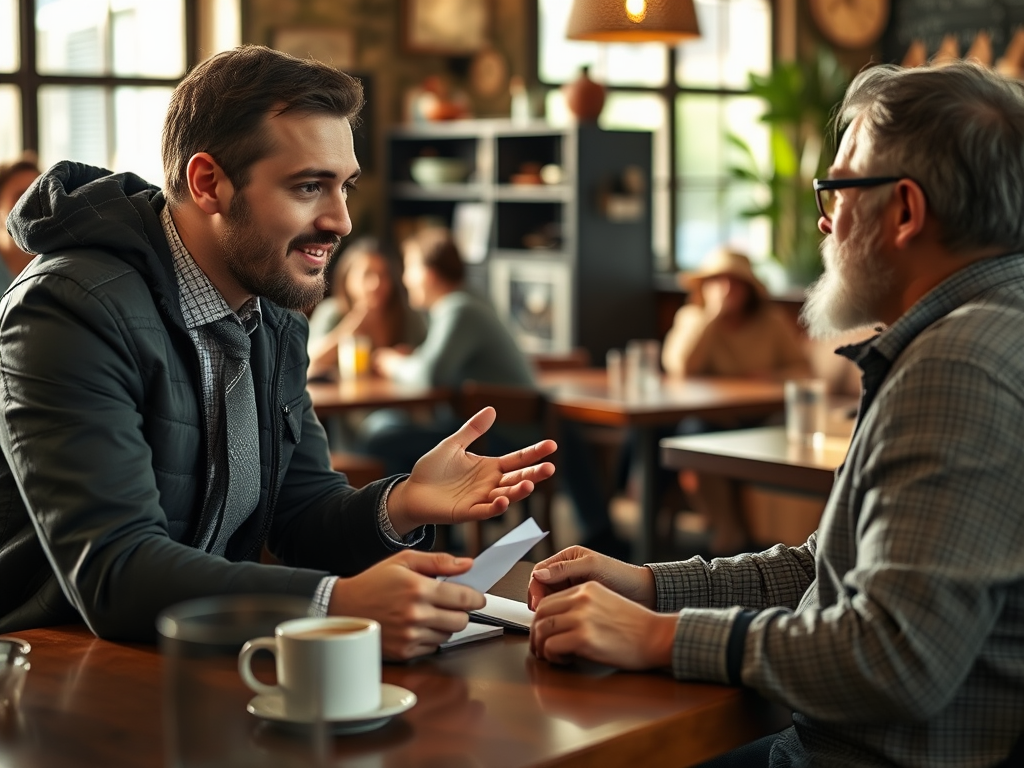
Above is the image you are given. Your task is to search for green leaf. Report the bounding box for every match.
[771,127,799,177]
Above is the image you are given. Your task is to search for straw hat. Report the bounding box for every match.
[678,248,768,305]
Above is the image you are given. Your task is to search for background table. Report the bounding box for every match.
[660,426,849,496]
[307,377,451,415]
[0,565,788,768]
[660,426,850,548]
[539,370,786,561]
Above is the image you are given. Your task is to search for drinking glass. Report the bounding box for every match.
[158,595,313,767]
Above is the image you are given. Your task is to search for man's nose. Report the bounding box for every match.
[818,216,832,236]
[317,193,352,238]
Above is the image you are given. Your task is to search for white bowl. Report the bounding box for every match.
[410,157,470,186]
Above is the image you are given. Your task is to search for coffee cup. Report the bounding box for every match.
[238,616,381,721]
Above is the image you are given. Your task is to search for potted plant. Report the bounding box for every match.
[728,48,850,286]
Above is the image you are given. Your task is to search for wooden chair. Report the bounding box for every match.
[529,347,591,372]
[455,381,558,557]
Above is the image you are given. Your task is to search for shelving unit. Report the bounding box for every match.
[387,119,654,362]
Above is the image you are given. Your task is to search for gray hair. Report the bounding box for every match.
[836,61,1024,254]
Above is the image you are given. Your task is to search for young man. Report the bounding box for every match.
[528,62,1024,766]
[0,46,555,660]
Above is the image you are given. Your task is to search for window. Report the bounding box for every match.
[0,0,195,185]
[537,0,772,273]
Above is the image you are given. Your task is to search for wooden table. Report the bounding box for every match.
[660,426,851,547]
[307,377,452,415]
[659,426,849,497]
[0,566,786,768]
[539,369,786,562]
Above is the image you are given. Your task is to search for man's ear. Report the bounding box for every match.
[891,179,928,249]
[185,152,232,216]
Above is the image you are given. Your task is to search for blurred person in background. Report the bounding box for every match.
[663,248,810,381]
[661,248,812,555]
[372,226,629,558]
[306,236,425,381]
[0,153,42,291]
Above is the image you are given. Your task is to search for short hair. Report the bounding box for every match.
[404,227,465,285]
[836,61,1024,253]
[161,45,363,205]
[0,152,41,197]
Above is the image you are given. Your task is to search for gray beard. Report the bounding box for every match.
[801,219,891,340]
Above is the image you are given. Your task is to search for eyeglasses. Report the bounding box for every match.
[812,176,902,221]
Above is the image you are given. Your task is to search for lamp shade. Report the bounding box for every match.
[566,0,700,44]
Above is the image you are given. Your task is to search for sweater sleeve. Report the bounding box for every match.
[389,296,479,387]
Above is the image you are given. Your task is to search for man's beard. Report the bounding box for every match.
[800,208,892,340]
[217,192,338,313]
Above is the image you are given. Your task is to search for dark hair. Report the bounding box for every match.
[0,152,41,197]
[331,237,409,346]
[837,61,1024,253]
[162,45,364,205]
[405,226,465,285]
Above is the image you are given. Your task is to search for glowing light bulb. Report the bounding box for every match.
[625,0,647,23]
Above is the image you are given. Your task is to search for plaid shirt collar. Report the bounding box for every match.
[160,205,261,330]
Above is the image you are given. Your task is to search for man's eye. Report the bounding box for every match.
[299,182,321,194]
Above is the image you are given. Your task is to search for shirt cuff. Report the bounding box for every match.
[378,475,427,548]
[670,606,746,684]
[310,575,338,617]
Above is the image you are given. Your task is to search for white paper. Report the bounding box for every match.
[442,517,548,594]
[440,621,503,649]
[471,593,535,631]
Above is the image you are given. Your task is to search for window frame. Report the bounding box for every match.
[0,0,197,153]
[533,0,775,274]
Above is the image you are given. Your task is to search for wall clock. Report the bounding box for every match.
[808,0,890,49]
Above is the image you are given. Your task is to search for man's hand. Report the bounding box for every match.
[328,550,485,660]
[387,407,556,535]
[530,581,678,670]
[527,545,656,611]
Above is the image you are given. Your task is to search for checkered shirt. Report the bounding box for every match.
[650,252,1024,767]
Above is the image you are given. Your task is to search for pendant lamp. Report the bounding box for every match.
[566,0,700,44]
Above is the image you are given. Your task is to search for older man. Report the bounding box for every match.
[527,61,1024,767]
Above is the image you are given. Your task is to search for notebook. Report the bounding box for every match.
[440,621,504,649]
[471,593,535,632]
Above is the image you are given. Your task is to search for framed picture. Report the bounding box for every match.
[272,28,356,70]
[490,259,572,354]
[402,0,491,55]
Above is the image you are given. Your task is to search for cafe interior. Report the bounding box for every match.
[1,0,1020,766]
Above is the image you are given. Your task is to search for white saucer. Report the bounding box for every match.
[247,683,417,735]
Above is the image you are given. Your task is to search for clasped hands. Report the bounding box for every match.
[330,406,557,660]
[527,547,679,671]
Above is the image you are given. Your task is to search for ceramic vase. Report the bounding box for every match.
[563,66,605,123]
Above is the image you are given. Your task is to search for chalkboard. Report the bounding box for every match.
[882,0,1024,63]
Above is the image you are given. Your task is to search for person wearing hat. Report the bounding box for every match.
[662,247,812,554]
[662,247,810,380]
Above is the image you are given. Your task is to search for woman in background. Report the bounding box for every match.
[663,248,812,555]
[0,153,41,291]
[663,248,810,381]
[307,236,425,380]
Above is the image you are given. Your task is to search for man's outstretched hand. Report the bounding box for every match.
[387,407,556,536]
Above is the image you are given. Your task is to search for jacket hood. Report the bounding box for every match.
[9,161,165,263]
